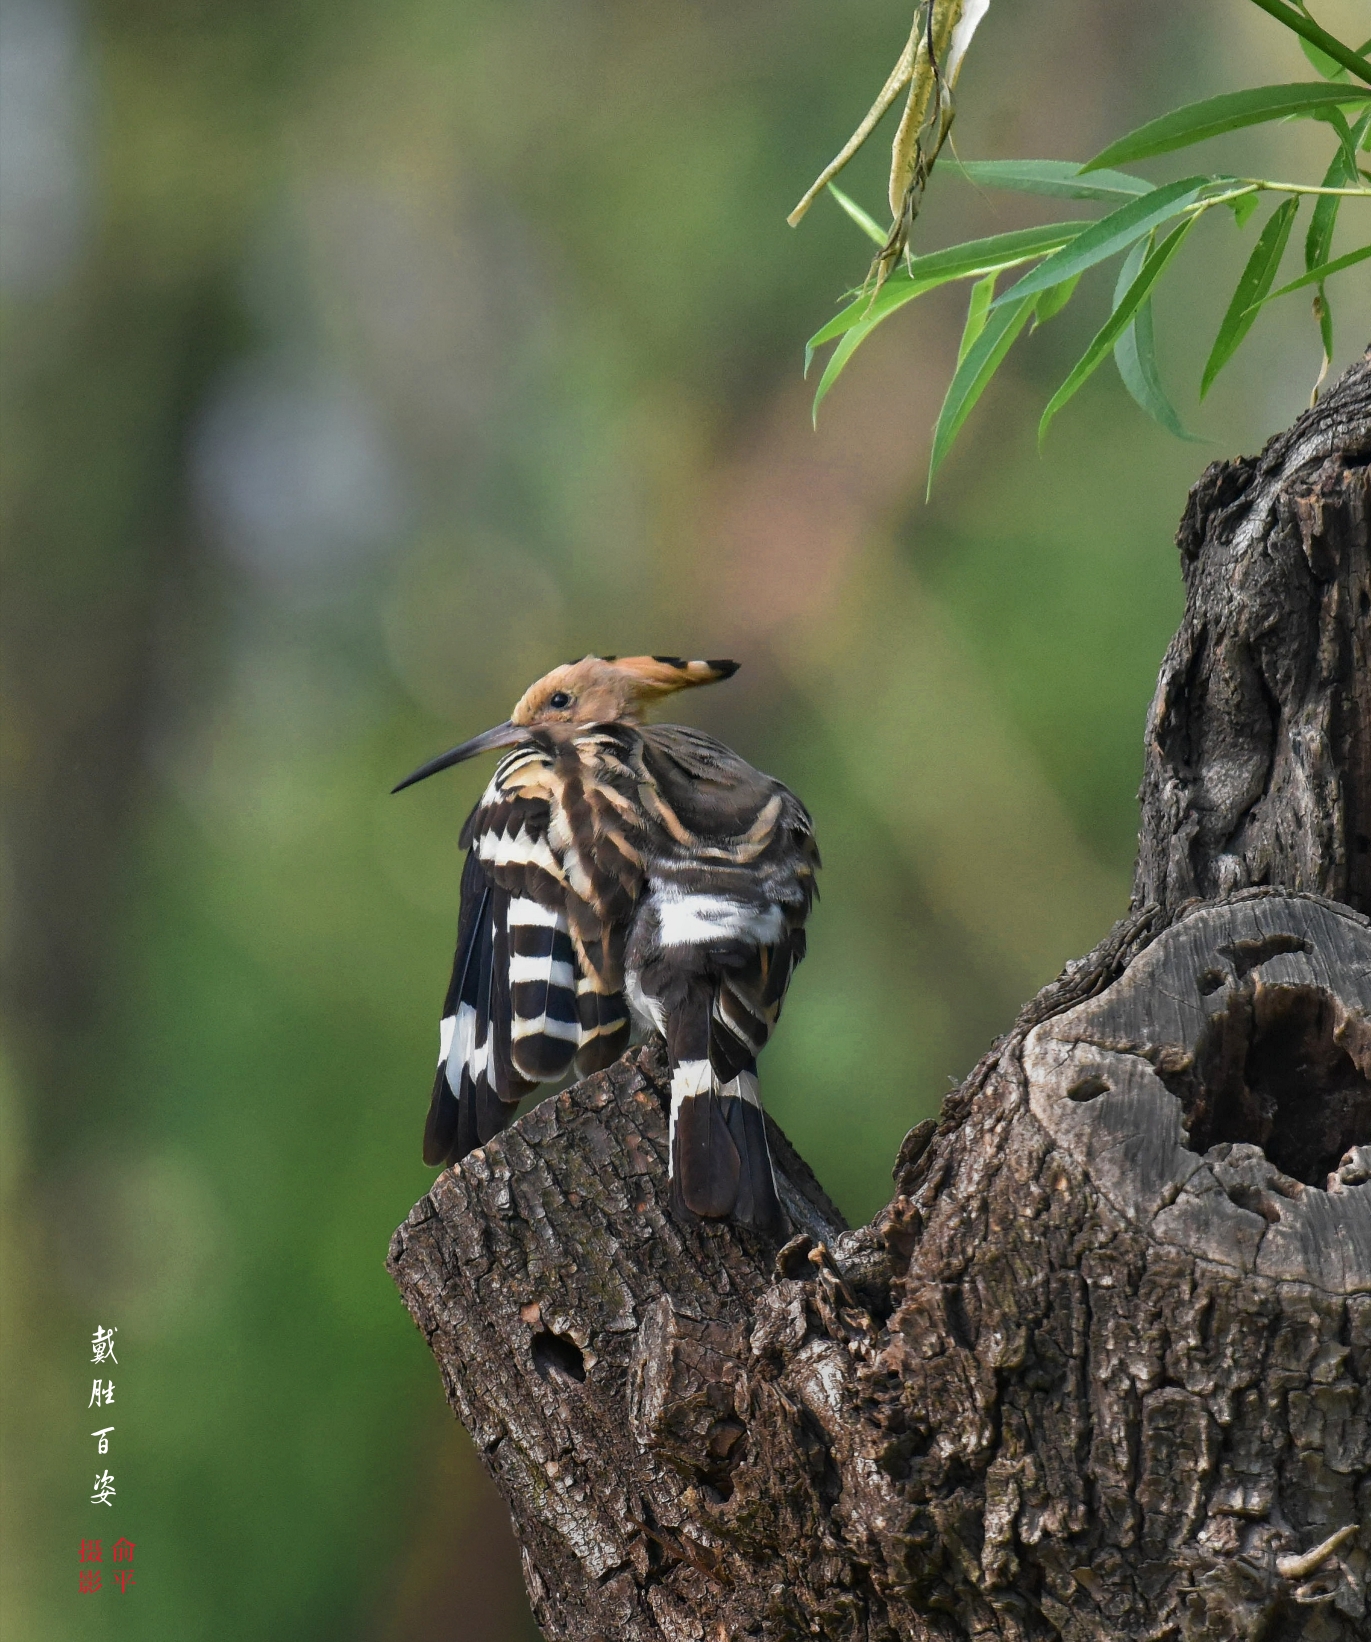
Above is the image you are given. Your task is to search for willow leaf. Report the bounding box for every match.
[1039,217,1195,444]
[1314,287,1334,374]
[1257,242,1371,302]
[1301,31,1371,82]
[1228,191,1261,229]
[1112,239,1198,440]
[1201,198,1299,397]
[927,292,1038,494]
[957,272,998,364]
[805,221,1088,361]
[1300,35,1347,81]
[1306,110,1367,272]
[1032,273,1081,327]
[1083,83,1371,170]
[955,159,1152,202]
[827,184,887,248]
[805,272,944,377]
[811,319,878,423]
[1244,1,1371,87]
[990,177,1208,307]
[1311,103,1362,173]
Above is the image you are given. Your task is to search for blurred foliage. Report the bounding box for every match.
[1,2,1368,1640]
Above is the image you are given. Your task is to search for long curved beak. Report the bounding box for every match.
[391,721,523,793]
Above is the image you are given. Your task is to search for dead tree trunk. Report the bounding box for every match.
[389,352,1371,1642]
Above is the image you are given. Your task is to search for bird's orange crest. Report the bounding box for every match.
[511,655,739,728]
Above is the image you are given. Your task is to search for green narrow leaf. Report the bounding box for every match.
[804,269,946,377]
[927,293,1039,495]
[1300,35,1349,81]
[1302,111,1367,376]
[1312,104,1360,173]
[1228,192,1261,229]
[1112,238,1195,440]
[990,177,1209,307]
[1257,242,1371,302]
[1303,31,1371,84]
[809,251,1048,420]
[1244,0,1371,87]
[1313,286,1334,373]
[1038,217,1196,444]
[1031,273,1081,328]
[957,273,998,363]
[805,220,1090,357]
[1301,29,1371,82]
[1113,234,1148,298]
[954,159,1154,202]
[1082,83,1371,171]
[811,318,878,423]
[1200,198,1299,397]
[1307,110,1367,271]
[827,184,887,248]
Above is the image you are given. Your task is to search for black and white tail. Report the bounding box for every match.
[665,975,784,1233]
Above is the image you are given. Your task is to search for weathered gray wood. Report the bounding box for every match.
[1028,894,1371,1290]
[1134,353,1371,914]
[390,354,1371,1640]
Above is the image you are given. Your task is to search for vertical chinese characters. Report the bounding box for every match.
[88,1325,119,1509]
[78,1539,102,1592]
[112,1537,136,1592]
[79,1325,136,1592]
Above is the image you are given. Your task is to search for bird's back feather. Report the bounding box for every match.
[422,720,815,1231]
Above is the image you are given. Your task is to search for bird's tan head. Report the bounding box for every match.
[511,655,738,729]
[392,655,738,792]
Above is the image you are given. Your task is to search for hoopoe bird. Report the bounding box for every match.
[393,655,819,1231]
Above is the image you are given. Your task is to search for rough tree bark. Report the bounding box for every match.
[389,351,1371,1642]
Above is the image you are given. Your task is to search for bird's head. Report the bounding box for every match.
[392,655,738,792]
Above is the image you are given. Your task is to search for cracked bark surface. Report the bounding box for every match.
[1134,351,1371,915]
[389,352,1371,1640]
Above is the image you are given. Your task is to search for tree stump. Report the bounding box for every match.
[389,352,1371,1641]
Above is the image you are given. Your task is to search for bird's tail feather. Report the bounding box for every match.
[669,1060,783,1232]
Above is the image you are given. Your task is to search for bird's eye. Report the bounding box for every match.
[548,691,573,710]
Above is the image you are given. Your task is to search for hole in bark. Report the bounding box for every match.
[705,1417,746,1464]
[1167,983,1371,1185]
[531,1329,586,1385]
[1067,1072,1110,1102]
[1360,589,1369,618]
[677,1419,747,1502]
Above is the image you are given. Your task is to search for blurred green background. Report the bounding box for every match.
[2,0,1367,1636]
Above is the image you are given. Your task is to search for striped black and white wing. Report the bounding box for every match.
[422,742,634,1169]
[423,850,531,1165]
